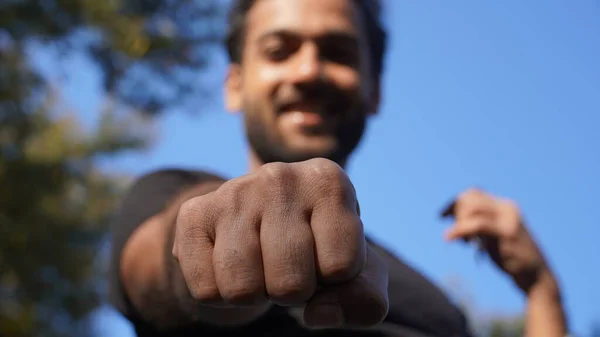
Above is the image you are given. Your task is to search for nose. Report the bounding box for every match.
[289,43,323,85]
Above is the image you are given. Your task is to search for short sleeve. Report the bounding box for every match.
[107,168,224,319]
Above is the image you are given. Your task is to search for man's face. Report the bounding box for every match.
[226,0,380,165]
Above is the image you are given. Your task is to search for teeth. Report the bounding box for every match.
[292,111,305,123]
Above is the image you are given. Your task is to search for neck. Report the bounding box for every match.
[247,147,348,173]
[248,147,263,173]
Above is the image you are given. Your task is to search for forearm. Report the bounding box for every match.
[122,181,270,330]
[524,270,568,337]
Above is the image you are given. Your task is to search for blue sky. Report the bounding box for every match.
[35,0,599,335]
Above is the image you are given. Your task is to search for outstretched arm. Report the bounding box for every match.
[109,170,269,331]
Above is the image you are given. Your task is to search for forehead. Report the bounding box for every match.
[246,0,365,39]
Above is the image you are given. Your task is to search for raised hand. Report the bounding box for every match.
[441,188,550,293]
[441,188,568,336]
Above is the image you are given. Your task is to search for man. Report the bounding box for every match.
[108,0,568,336]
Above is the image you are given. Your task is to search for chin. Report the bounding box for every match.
[286,147,339,163]
[287,134,337,151]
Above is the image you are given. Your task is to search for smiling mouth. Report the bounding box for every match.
[288,111,324,127]
[280,100,328,121]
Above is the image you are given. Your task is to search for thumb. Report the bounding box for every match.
[445,217,497,242]
[444,225,469,242]
[303,244,389,328]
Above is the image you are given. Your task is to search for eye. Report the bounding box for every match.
[320,44,359,67]
[263,43,291,62]
[260,34,301,62]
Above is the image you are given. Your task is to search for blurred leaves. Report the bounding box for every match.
[0,92,148,336]
[1,0,225,115]
[442,275,526,337]
[487,317,525,337]
[1,0,224,336]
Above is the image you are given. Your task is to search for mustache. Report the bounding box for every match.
[273,83,347,114]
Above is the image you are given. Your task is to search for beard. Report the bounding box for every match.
[243,100,368,166]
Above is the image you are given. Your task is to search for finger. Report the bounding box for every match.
[304,244,389,328]
[441,188,494,220]
[496,198,525,238]
[174,194,221,305]
[261,204,317,306]
[213,211,266,306]
[480,235,503,266]
[444,217,497,242]
[311,197,366,284]
[292,159,365,282]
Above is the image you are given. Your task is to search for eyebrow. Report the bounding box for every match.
[256,29,359,46]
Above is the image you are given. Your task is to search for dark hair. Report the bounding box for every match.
[224,0,388,78]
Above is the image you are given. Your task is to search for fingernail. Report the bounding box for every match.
[305,304,344,328]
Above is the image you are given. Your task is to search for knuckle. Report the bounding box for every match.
[178,196,212,224]
[505,225,520,240]
[315,216,365,282]
[215,176,265,221]
[216,176,254,207]
[455,188,495,217]
[188,282,221,303]
[502,199,521,216]
[220,281,263,305]
[305,159,352,199]
[258,162,297,201]
[499,199,523,237]
[259,162,294,184]
[306,158,346,181]
[179,225,206,250]
[459,187,484,202]
[319,252,360,281]
[176,197,212,241]
[214,246,265,305]
[267,275,314,304]
[178,197,203,224]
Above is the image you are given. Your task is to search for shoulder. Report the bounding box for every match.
[121,168,224,209]
[112,167,225,232]
[127,168,225,195]
[368,237,474,337]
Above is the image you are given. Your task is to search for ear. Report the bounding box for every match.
[224,64,243,114]
[367,78,381,116]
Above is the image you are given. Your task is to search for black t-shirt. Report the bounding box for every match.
[108,169,473,337]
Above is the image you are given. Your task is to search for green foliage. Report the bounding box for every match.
[1,0,224,336]
[487,316,525,337]
[1,0,224,115]
[0,96,147,336]
[442,276,526,337]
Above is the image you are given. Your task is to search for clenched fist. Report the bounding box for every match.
[442,188,552,294]
[173,158,389,328]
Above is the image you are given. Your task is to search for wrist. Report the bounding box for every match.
[523,268,569,337]
[524,268,561,302]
